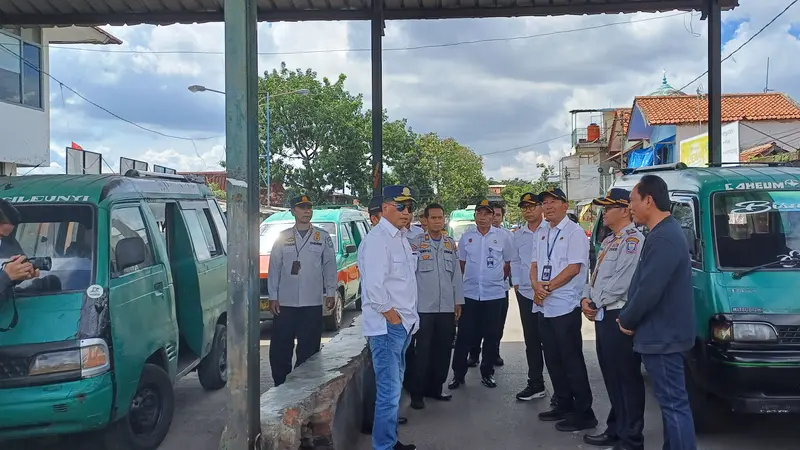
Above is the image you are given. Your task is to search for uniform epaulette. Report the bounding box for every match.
[626,228,638,235]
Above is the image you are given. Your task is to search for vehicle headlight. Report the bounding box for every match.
[29,338,111,378]
[712,322,777,343]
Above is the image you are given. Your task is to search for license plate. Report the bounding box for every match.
[260,300,269,311]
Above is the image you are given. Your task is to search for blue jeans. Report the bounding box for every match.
[369,322,412,450]
[641,352,697,450]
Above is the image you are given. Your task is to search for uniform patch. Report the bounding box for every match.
[625,237,640,253]
[326,236,334,248]
[286,236,296,245]
[559,236,564,240]
[444,241,452,249]
[422,254,432,260]
[493,239,498,244]
[314,231,321,241]
[541,236,546,240]
[411,244,418,251]
[626,228,638,235]
[468,238,473,243]
[420,243,429,249]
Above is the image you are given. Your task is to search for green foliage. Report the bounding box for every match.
[499,164,558,224]
[207,182,226,200]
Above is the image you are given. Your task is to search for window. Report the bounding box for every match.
[22,43,40,108]
[207,199,227,253]
[349,221,364,246]
[0,31,41,108]
[198,208,223,257]
[183,209,224,261]
[671,201,700,262]
[340,223,353,249]
[111,207,155,276]
[356,221,369,244]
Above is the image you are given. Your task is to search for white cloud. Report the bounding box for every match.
[42,0,800,183]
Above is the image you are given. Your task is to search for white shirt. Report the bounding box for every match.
[511,220,548,312]
[495,226,515,291]
[359,217,420,337]
[458,226,514,301]
[531,216,588,318]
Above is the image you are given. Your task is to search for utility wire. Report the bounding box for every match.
[0,44,224,142]
[48,12,686,57]
[739,122,800,150]
[477,133,572,156]
[678,0,799,92]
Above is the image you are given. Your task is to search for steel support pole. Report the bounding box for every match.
[223,0,261,448]
[707,0,722,165]
[265,91,271,207]
[370,0,384,197]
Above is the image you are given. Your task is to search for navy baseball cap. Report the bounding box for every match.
[367,196,383,214]
[518,192,539,207]
[475,199,494,213]
[382,185,415,203]
[290,195,313,208]
[593,188,631,207]
[538,186,568,203]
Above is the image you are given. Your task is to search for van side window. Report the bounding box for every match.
[349,221,363,246]
[111,207,156,276]
[356,221,369,245]
[672,201,701,262]
[183,209,223,261]
[340,224,354,250]
[207,199,227,252]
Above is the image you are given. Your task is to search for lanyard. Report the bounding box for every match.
[546,227,562,263]
[293,227,313,259]
[590,234,623,287]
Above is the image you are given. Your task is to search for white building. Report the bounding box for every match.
[0,26,121,175]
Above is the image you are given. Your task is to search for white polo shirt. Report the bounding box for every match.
[495,226,515,291]
[458,226,514,301]
[531,216,588,318]
[511,220,548,312]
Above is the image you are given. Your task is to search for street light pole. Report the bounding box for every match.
[265,91,271,207]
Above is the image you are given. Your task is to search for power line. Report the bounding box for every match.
[477,133,572,156]
[0,44,224,142]
[678,0,799,92]
[48,12,686,57]
[739,122,800,150]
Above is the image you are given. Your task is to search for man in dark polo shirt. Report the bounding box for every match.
[618,174,696,450]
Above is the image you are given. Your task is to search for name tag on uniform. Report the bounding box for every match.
[541,265,553,282]
[291,260,301,275]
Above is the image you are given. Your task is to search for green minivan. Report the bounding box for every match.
[258,206,369,331]
[0,171,228,449]
[590,163,800,431]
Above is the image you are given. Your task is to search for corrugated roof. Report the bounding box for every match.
[634,93,800,126]
[0,0,739,26]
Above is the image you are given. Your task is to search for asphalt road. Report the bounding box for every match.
[8,309,360,450]
[357,291,800,450]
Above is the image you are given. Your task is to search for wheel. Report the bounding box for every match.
[355,284,362,311]
[684,360,728,433]
[324,290,344,331]
[198,323,228,391]
[104,363,175,450]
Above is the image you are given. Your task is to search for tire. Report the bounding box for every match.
[324,290,344,331]
[685,361,728,433]
[104,363,175,450]
[198,323,228,391]
[355,284,362,311]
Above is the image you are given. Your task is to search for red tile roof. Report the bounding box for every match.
[615,108,631,135]
[634,93,800,126]
[739,142,790,161]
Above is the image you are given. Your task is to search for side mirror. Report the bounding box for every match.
[345,244,357,255]
[116,237,147,273]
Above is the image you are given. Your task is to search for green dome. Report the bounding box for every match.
[649,72,686,96]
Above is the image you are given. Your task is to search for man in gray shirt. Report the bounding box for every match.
[407,203,464,410]
[268,195,337,386]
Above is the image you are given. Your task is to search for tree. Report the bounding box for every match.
[499,164,558,224]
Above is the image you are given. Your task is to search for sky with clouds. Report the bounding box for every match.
[33,0,800,182]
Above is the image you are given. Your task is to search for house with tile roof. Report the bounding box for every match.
[626,91,800,168]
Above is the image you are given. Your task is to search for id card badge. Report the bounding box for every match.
[291,260,301,275]
[486,256,495,268]
[541,265,553,282]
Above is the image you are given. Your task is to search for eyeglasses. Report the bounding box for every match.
[521,205,539,211]
[390,202,413,212]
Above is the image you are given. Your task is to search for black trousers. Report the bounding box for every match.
[469,291,509,359]
[539,307,594,417]
[269,305,323,386]
[516,292,545,386]
[596,309,645,450]
[453,297,504,378]
[409,312,456,398]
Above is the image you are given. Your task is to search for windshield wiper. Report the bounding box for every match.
[733,257,800,279]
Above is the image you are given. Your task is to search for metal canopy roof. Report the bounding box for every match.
[1,0,738,26]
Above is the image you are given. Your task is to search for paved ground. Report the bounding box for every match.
[358,291,800,450]
[9,309,359,450]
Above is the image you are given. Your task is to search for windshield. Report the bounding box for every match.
[714,191,800,269]
[259,221,338,254]
[2,204,96,295]
[449,221,475,242]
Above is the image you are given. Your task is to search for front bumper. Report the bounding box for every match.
[0,373,113,440]
[704,344,800,414]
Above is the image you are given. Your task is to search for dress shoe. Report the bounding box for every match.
[538,408,569,422]
[549,396,559,408]
[410,397,425,410]
[555,413,599,432]
[448,377,465,390]
[425,392,453,401]
[398,416,408,425]
[583,432,618,447]
[394,441,416,450]
[494,356,504,366]
[480,375,497,388]
[466,356,479,367]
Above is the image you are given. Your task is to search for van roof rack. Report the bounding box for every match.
[706,161,792,168]
[314,204,362,210]
[124,169,205,184]
[622,162,688,175]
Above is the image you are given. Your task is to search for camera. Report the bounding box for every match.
[27,257,52,272]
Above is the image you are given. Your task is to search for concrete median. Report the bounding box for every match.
[257,315,371,450]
